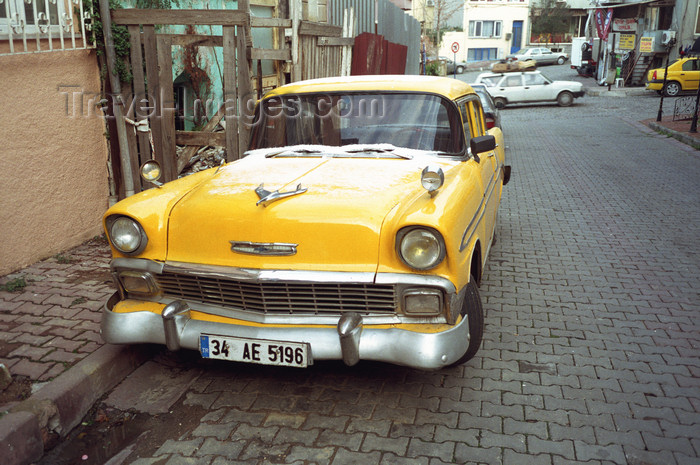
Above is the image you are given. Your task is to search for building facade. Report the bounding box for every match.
[439,0,530,62]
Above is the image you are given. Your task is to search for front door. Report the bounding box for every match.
[511,21,523,54]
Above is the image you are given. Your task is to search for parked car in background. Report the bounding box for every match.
[470,83,502,129]
[646,56,700,96]
[101,75,511,370]
[474,70,584,108]
[507,47,569,66]
[440,56,468,74]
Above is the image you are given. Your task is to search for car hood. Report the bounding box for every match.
[166,150,438,272]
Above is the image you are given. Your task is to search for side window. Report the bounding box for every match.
[504,75,523,87]
[458,100,473,148]
[469,99,486,137]
[524,73,546,85]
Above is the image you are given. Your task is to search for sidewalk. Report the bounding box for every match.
[0,237,151,465]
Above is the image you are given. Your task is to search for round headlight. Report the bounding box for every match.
[140,160,162,184]
[398,227,445,270]
[108,216,146,254]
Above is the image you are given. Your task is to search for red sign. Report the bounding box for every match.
[451,42,459,53]
[595,9,613,41]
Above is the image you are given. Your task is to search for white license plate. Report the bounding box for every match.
[199,334,310,368]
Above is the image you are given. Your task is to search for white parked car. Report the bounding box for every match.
[474,71,584,108]
[507,47,569,66]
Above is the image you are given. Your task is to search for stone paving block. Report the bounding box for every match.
[155,438,205,457]
[347,418,392,436]
[406,437,455,462]
[191,423,236,441]
[331,448,381,465]
[529,436,575,460]
[317,430,363,451]
[453,444,502,464]
[480,430,527,454]
[164,455,212,465]
[389,423,434,442]
[504,449,553,465]
[573,440,626,464]
[380,452,430,465]
[361,432,409,455]
[194,438,245,459]
[285,445,335,464]
[503,417,548,440]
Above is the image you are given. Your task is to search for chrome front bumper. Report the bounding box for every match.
[101,293,470,370]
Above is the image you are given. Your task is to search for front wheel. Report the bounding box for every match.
[663,81,681,97]
[494,97,507,109]
[456,65,465,74]
[449,278,484,366]
[557,91,574,107]
[557,56,566,65]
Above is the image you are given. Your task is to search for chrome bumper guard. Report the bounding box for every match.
[101,293,470,370]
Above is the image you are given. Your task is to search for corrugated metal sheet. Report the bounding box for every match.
[329,0,420,74]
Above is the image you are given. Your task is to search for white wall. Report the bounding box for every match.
[440,1,530,61]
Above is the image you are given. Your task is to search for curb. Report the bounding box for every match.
[648,120,700,150]
[584,86,649,97]
[0,344,152,465]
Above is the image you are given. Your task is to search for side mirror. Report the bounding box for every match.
[470,135,497,158]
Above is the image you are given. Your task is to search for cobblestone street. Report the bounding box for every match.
[3,77,700,465]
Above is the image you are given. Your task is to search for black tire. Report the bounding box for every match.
[456,66,465,74]
[663,81,681,97]
[494,97,507,109]
[450,278,484,366]
[557,91,574,107]
[557,56,566,65]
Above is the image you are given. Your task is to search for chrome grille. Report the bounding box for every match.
[155,271,398,315]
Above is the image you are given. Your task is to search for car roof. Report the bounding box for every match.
[264,75,476,101]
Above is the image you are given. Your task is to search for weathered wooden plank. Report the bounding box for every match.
[250,48,292,61]
[237,27,254,158]
[250,17,292,28]
[167,34,223,48]
[143,26,164,174]
[222,26,238,163]
[127,24,151,176]
[157,35,176,182]
[111,9,248,26]
[318,36,354,47]
[176,107,225,174]
[251,0,277,6]
[250,74,280,92]
[299,20,342,37]
[176,131,227,147]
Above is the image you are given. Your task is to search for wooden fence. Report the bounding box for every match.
[107,3,354,198]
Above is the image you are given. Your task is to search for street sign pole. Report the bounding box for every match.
[451,42,460,79]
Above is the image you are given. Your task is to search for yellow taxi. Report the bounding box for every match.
[646,56,700,96]
[101,75,510,370]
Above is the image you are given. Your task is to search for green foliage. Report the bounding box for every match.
[425,62,440,76]
[531,0,570,36]
[0,277,27,292]
[54,254,73,264]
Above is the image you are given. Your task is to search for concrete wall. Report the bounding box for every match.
[0,50,109,275]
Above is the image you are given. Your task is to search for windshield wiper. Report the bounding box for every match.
[342,145,413,159]
[265,148,323,158]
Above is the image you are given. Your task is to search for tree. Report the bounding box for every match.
[530,0,570,44]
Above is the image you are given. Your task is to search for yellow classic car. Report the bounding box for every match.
[101,75,510,370]
[646,56,700,96]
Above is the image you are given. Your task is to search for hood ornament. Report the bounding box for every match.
[255,183,307,207]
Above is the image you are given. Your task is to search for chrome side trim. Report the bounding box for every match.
[460,168,498,252]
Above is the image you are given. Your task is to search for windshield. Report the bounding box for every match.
[249,92,465,154]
